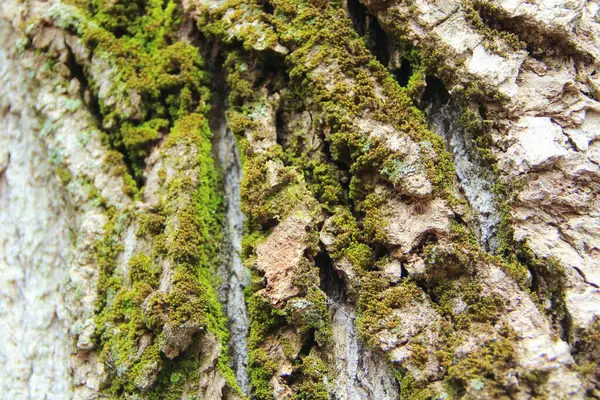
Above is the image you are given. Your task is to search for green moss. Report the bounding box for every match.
[287,287,332,346]
[120,118,168,158]
[446,325,518,397]
[399,373,435,400]
[520,369,550,397]
[294,353,330,400]
[56,166,72,185]
[214,0,457,204]
[462,282,504,323]
[146,350,202,400]
[249,348,278,400]
[128,253,159,286]
[206,1,461,396]
[190,0,536,397]
[247,288,288,400]
[463,0,527,56]
[324,207,374,278]
[240,147,305,225]
[137,212,166,236]
[103,149,140,199]
[304,160,344,208]
[357,274,422,347]
[94,207,129,308]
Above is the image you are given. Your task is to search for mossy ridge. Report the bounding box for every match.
[37,3,240,395]
[360,4,514,205]
[360,5,576,393]
[192,0,556,397]
[221,46,335,398]
[356,244,508,378]
[47,0,211,183]
[195,0,463,396]
[196,0,458,198]
[222,52,284,399]
[260,4,523,394]
[394,32,520,262]
[93,114,241,397]
[281,7,457,199]
[444,324,519,398]
[364,1,552,303]
[246,281,287,400]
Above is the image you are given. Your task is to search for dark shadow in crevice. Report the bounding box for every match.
[64,43,101,125]
[261,0,275,15]
[527,265,539,294]
[346,0,390,68]
[276,108,286,147]
[204,45,228,135]
[421,75,455,156]
[112,27,128,39]
[392,58,413,87]
[299,330,317,357]
[280,370,297,386]
[410,231,439,256]
[422,75,450,109]
[64,41,148,187]
[258,63,289,92]
[400,263,409,279]
[517,251,573,343]
[372,243,388,261]
[316,250,345,303]
[347,0,368,37]
[560,311,573,345]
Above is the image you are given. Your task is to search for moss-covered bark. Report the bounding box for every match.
[4,0,599,398]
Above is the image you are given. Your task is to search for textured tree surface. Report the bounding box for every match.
[2,0,600,399]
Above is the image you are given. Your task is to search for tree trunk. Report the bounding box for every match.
[1,0,600,398]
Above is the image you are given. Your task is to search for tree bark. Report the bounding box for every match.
[1,0,600,398]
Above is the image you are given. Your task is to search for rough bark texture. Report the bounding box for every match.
[1,0,600,399]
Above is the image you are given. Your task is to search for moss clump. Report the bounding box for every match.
[137,211,166,237]
[128,253,159,286]
[249,347,279,400]
[287,287,332,346]
[294,352,330,400]
[399,373,435,400]
[56,166,72,185]
[463,0,527,56]
[446,325,518,397]
[240,147,310,226]
[520,369,550,397]
[324,207,372,277]
[357,274,421,347]
[303,160,344,208]
[247,288,288,400]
